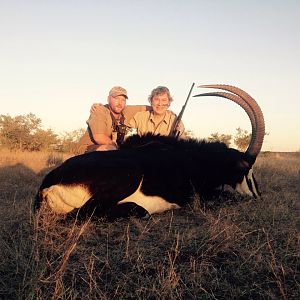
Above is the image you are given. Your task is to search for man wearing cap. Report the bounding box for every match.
[76,86,148,153]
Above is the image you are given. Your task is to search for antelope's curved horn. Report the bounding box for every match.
[199,85,265,161]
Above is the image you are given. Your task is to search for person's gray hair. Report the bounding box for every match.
[148,86,173,103]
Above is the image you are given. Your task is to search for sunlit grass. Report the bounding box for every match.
[0,151,299,299]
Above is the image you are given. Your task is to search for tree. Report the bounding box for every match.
[234,127,251,151]
[31,128,58,151]
[0,113,59,151]
[185,129,195,138]
[59,128,85,153]
[208,132,232,147]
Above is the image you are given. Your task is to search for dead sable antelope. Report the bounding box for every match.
[34,84,265,220]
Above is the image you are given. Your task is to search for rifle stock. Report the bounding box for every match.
[169,82,195,138]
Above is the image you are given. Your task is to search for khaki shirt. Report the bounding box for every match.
[76,104,147,154]
[129,110,185,138]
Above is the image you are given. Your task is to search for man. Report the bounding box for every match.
[76,86,148,154]
[129,86,185,137]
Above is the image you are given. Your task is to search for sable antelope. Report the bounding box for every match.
[34,85,265,220]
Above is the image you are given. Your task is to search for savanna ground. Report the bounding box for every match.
[0,149,299,299]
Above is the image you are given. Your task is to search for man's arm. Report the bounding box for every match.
[87,105,117,147]
[90,103,151,115]
[92,133,117,147]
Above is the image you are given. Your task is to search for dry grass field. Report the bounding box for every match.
[0,149,299,299]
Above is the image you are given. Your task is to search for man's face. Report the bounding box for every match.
[151,93,170,116]
[108,95,127,114]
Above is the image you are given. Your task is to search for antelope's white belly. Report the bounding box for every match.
[42,179,180,215]
[118,180,180,214]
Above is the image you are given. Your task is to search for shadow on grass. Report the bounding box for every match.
[0,153,299,299]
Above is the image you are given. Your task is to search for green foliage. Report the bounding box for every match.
[0,112,256,155]
[58,128,85,153]
[0,113,58,151]
[208,132,232,147]
[234,127,251,151]
[206,128,254,151]
[31,128,59,151]
[185,129,194,138]
[0,113,86,153]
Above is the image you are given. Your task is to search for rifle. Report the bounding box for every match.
[169,82,195,138]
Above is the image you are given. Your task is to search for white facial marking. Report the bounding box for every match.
[235,177,253,196]
[235,168,258,197]
[118,180,180,214]
[42,184,92,214]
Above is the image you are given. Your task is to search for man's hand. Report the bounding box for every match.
[92,133,118,148]
[90,103,103,114]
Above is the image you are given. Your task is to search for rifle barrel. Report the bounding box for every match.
[170,82,195,137]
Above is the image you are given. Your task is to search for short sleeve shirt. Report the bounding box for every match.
[76,104,147,154]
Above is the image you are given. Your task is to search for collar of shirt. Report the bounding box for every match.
[149,110,169,124]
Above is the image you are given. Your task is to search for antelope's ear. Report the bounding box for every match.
[242,152,257,166]
[236,159,250,171]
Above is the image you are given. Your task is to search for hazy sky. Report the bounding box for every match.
[1,0,299,151]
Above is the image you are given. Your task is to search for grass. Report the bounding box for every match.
[0,149,299,299]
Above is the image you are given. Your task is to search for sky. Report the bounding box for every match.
[1,0,299,152]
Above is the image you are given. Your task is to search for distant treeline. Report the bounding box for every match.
[0,113,85,153]
[0,113,252,153]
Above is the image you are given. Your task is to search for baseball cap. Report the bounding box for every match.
[109,86,128,99]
